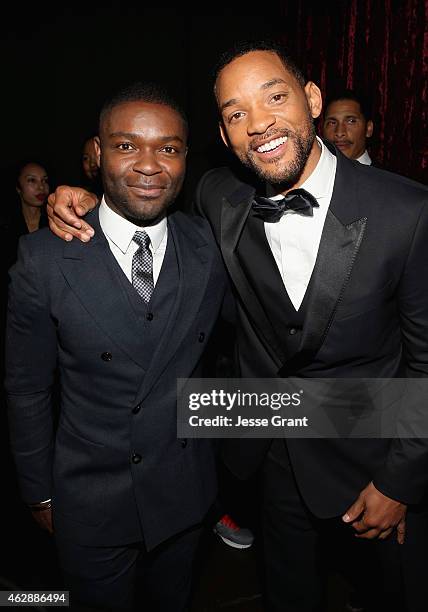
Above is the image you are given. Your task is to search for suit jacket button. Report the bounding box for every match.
[180,439,187,448]
[198,332,205,343]
[101,352,113,361]
[146,312,154,321]
[131,453,142,464]
[132,404,141,415]
[289,328,297,335]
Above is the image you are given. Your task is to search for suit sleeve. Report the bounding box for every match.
[373,201,428,504]
[5,238,58,504]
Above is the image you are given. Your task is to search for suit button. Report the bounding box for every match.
[132,404,141,415]
[146,312,154,321]
[131,453,142,464]
[198,332,205,343]
[180,439,187,448]
[101,352,113,361]
[289,328,297,335]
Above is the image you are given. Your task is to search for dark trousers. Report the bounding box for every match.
[55,526,202,612]
[262,441,428,612]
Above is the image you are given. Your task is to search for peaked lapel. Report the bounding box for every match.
[220,183,285,367]
[58,209,147,370]
[280,152,367,374]
[136,212,213,401]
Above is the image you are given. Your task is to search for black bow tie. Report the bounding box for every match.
[252,188,319,223]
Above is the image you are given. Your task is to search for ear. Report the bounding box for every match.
[94,136,101,168]
[366,120,374,138]
[219,121,230,149]
[304,81,322,119]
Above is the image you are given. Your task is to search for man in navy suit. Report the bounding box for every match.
[5,82,227,611]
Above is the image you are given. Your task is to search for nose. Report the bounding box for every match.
[334,121,346,138]
[246,108,276,136]
[133,151,162,175]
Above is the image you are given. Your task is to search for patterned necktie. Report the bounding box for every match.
[132,230,154,303]
[252,188,319,223]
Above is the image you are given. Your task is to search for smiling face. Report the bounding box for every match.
[16,163,49,208]
[215,50,322,192]
[96,100,187,225]
[322,99,373,160]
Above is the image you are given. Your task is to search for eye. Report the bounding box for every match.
[227,111,245,124]
[347,118,357,124]
[270,93,287,103]
[117,142,134,151]
[161,146,178,154]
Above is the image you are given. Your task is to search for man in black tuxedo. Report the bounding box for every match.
[46,42,428,612]
[5,82,228,611]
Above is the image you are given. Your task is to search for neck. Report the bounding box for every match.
[282,139,322,195]
[21,203,42,232]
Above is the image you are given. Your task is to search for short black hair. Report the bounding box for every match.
[99,81,188,135]
[324,89,372,121]
[213,39,306,97]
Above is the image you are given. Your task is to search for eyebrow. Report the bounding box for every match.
[325,114,360,120]
[109,131,185,143]
[220,78,288,114]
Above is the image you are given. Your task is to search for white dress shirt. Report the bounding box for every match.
[264,137,337,310]
[356,150,372,165]
[99,198,167,285]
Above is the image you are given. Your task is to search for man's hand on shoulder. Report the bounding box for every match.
[47,186,98,242]
[342,481,407,544]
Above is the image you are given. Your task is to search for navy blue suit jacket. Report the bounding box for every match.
[6,208,228,549]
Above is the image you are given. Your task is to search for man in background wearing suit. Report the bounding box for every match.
[46,41,428,612]
[5,82,227,611]
[322,89,374,165]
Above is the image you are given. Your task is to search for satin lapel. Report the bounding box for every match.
[58,210,146,369]
[281,153,367,374]
[221,184,285,367]
[137,213,211,400]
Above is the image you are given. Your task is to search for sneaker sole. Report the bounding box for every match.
[214,531,253,549]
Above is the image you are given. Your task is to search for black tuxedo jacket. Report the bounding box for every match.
[195,149,428,517]
[5,208,228,549]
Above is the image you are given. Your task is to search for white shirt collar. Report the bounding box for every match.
[298,137,336,199]
[356,150,372,165]
[99,197,167,254]
[268,137,336,201]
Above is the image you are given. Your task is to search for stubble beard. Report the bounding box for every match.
[240,116,317,190]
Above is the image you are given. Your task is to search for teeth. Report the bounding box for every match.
[257,136,288,153]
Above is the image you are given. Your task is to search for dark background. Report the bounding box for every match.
[2,2,427,193]
[1,4,427,608]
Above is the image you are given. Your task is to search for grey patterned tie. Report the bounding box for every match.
[132,230,154,303]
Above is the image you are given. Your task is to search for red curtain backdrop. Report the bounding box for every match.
[279,0,428,183]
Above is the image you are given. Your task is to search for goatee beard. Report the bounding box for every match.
[243,121,316,190]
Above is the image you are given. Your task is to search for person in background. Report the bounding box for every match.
[81,136,103,196]
[1,161,50,301]
[322,89,374,165]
